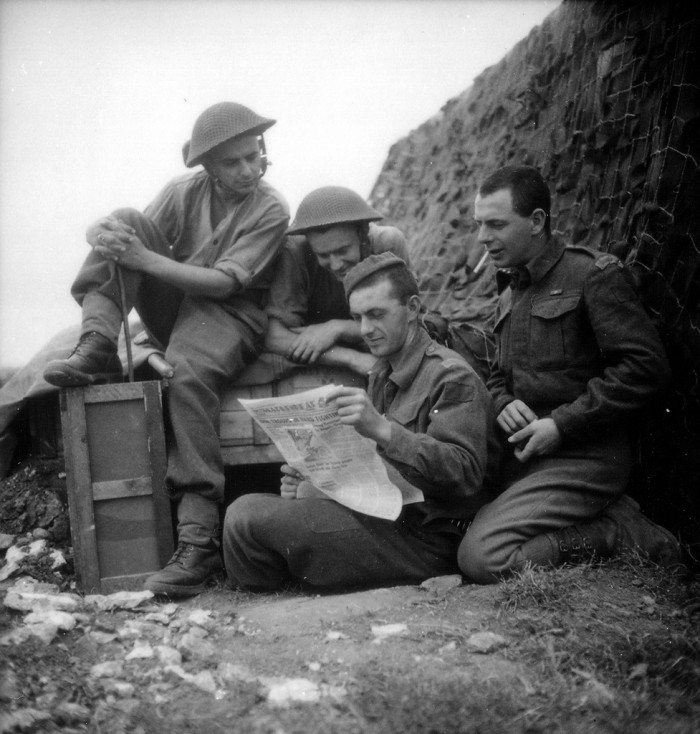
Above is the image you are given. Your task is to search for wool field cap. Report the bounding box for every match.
[183,102,276,167]
[343,252,410,298]
[287,186,383,235]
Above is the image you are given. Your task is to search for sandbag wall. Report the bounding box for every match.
[370,0,700,549]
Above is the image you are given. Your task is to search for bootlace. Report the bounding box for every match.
[169,543,194,565]
[69,331,102,357]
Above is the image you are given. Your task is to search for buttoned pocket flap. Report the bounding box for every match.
[531,293,581,319]
[390,397,426,426]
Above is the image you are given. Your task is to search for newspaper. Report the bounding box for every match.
[238,384,424,521]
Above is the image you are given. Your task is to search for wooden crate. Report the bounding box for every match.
[60,381,173,593]
[219,366,365,465]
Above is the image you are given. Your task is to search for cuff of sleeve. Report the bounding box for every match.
[493,393,516,416]
[213,265,243,292]
[266,309,305,329]
[549,406,585,442]
[378,422,416,465]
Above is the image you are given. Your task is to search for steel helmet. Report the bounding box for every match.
[183,102,276,168]
[287,186,383,235]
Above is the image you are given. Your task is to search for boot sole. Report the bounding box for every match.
[144,578,209,598]
[43,365,123,388]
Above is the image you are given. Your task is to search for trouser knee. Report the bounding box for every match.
[457,530,502,585]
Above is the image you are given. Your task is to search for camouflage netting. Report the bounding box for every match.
[370,0,700,549]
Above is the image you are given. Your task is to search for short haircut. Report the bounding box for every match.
[349,263,418,305]
[479,165,551,236]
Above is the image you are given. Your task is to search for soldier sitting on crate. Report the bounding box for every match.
[263,186,411,376]
[43,102,290,597]
[456,165,684,583]
[222,253,501,591]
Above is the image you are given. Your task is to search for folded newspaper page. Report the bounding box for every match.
[238,384,424,520]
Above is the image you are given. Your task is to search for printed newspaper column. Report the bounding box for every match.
[238,384,424,520]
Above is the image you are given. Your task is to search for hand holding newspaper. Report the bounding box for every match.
[238,384,424,520]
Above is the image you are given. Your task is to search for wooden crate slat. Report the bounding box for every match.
[92,476,153,501]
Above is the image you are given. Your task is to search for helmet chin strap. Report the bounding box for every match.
[208,135,269,199]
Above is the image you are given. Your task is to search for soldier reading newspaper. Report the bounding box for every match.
[223,253,501,591]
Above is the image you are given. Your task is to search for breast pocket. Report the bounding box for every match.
[529,293,581,371]
[388,396,428,432]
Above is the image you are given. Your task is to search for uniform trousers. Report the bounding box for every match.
[223,494,461,590]
[458,433,632,583]
[71,209,260,543]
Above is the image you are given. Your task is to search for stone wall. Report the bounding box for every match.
[370,0,700,549]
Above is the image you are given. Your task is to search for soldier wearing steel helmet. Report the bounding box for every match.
[264,186,411,375]
[43,102,290,597]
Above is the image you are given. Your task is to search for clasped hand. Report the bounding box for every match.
[87,216,150,271]
[497,399,562,463]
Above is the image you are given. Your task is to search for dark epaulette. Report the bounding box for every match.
[565,245,622,270]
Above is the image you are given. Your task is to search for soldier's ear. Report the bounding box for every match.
[530,208,547,235]
[406,294,422,321]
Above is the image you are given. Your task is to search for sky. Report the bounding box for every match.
[0,0,560,370]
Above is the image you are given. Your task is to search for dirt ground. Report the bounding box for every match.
[1,458,699,734]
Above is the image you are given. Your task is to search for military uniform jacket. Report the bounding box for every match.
[487,237,671,443]
[368,328,500,523]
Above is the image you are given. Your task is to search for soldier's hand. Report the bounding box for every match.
[325,386,392,446]
[280,464,303,499]
[497,400,538,436]
[288,322,343,364]
[509,418,562,462]
[86,216,136,250]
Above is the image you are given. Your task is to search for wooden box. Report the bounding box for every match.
[60,381,174,593]
[219,366,365,465]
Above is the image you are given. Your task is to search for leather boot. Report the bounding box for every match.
[601,494,685,568]
[549,495,684,569]
[43,331,123,387]
[144,540,223,597]
[144,493,222,597]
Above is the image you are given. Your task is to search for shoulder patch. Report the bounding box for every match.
[444,381,475,404]
[594,253,623,270]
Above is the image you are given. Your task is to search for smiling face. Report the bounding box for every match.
[307,224,363,281]
[349,277,419,360]
[205,134,262,198]
[473,187,546,269]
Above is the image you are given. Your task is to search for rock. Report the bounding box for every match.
[266,677,321,706]
[90,661,124,679]
[420,575,463,595]
[155,645,182,666]
[24,609,77,632]
[0,667,20,702]
[125,643,154,660]
[53,701,91,725]
[465,631,508,653]
[178,631,218,661]
[0,533,14,550]
[216,662,257,683]
[101,680,136,698]
[4,588,80,613]
[370,623,408,639]
[0,708,52,731]
[187,609,215,628]
[84,590,154,611]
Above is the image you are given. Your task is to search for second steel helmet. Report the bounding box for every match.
[287,186,383,235]
[183,102,276,168]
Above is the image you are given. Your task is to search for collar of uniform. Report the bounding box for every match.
[385,328,433,390]
[525,236,565,284]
